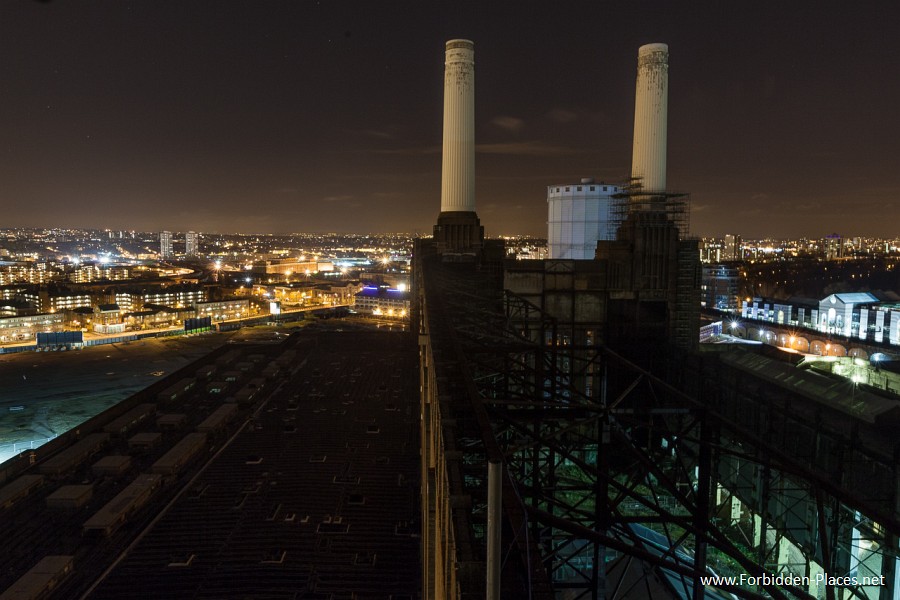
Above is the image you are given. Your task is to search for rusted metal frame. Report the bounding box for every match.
[501,478,595,528]
[499,465,555,600]
[815,490,836,600]
[565,350,602,385]
[430,258,892,596]
[453,327,547,394]
[607,418,814,599]
[441,290,536,346]
[768,477,812,539]
[631,492,696,600]
[534,342,591,406]
[503,296,553,342]
[544,536,595,585]
[500,390,812,599]
[605,408,705,516]
[595,377,609,600]
[604,420,699,506]
[444,310,515,344]
[653,525,698,567]
[714,450,836,584]
[608,459,653,510]
[601,345,900,536]
[486,405,598,455]
[452,308,534,340]
[552,338,856,596]
[452,332,541,356]
[523,486,599,525]
[606,374,645,411]
[720,432,896,590]
[525,504,807,600]
[692,413,713,600]
[462,354,543,400]
[876,532,897,600]
[827,495,843,600]
[499,416,687,526]
[499,414,604,460]
[485,398,606,411]
[428,268,558,596]
[607,469,682,526]
[500,426,660,596]
[503,290,599,405]
[609,413,696,577]
[660,415,708,511]
[601,503,699,571]
[505,419,587,472]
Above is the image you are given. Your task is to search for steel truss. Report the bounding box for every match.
[418,258,899,600]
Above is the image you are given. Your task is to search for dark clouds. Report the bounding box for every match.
[0,1,898,237]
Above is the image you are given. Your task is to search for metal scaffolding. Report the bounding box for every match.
[417,254,900,600]
[608,179,691,240]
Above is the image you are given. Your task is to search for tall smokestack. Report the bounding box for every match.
[631,43,669,193]
[441,39,475,212]
[433,39,483,257]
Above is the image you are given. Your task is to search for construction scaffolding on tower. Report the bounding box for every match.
[607,178,691,241]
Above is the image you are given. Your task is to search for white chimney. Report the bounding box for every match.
[631,43,669,194]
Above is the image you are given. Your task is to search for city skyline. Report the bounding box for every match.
[2,2,898,238]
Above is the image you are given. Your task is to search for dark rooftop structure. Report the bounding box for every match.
[0,327,420,599]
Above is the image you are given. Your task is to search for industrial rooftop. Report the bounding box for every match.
[0,326,420,599]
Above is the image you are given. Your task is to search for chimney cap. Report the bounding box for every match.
[446,39,475,51]
[638,42,668,55]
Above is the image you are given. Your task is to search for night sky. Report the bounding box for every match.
[2,1,898,238]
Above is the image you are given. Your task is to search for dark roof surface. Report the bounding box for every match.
[89,329,420,598]
[0,327,420,599]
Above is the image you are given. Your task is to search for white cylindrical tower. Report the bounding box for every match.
[441,39,475,213]
[547,178,621,259]
[630,43,668,194]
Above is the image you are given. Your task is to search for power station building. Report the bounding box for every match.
[417,41,708,599]
[1,37,897,600]
[414,39,900,600]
